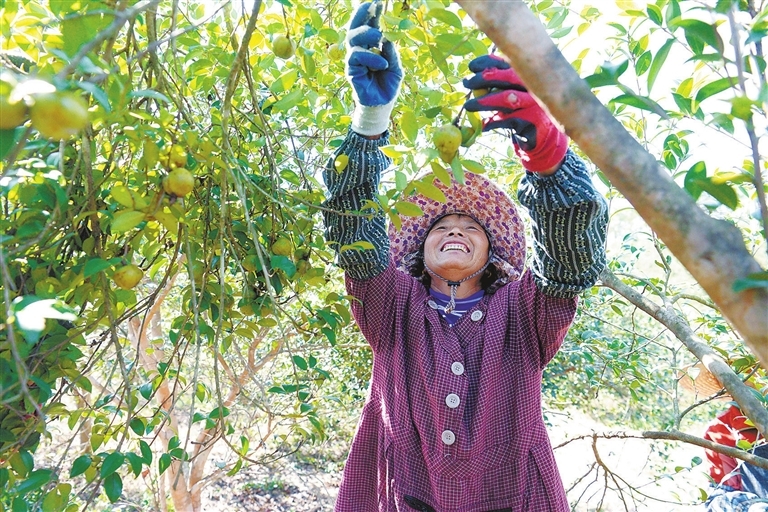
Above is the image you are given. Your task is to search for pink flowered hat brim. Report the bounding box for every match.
[388,172,526,280]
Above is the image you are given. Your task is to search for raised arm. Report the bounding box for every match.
[321,1,403,280]
[463,54,608,297]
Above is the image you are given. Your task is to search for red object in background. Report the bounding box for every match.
[704,405,759,489]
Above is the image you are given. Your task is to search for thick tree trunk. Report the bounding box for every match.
[454,0,768,365]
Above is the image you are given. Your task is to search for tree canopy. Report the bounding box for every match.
[0,0,766,510]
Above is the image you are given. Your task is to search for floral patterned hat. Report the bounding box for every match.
[388,172,526,281]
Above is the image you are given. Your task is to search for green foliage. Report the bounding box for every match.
[0,0,766,510]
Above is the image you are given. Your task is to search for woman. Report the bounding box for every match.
[322,3,608,510]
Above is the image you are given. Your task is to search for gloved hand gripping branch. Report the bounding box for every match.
[463,55,568,173]
[346,1,403,136]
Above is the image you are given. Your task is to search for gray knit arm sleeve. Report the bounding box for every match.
[517,150,609,298]
[321,130,391,280]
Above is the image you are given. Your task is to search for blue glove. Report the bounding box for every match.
[346,1,402,136]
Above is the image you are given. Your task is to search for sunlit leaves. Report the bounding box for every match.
[683,161,739,210]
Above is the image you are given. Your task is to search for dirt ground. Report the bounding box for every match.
[197,408,711,512]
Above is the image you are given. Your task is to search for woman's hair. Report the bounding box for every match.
[401,246,508,294]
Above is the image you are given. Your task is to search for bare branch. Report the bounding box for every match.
[600,269,768,437]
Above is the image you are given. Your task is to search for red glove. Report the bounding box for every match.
[463,55,568,173]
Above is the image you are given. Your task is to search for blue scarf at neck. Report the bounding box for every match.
[429,288,484,326]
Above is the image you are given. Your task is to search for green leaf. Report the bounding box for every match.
[62,12,113,57]
[450,155,465,184]
[269,69,299,95]
[426,8,462,28]
[673,19,723,54]
[635,51,652,76]
[293,355,308,370]
[665,0,682,27]
[100,452,124,478]
[129,417,145,436]
[400,109,419,143]
[125,452,143,477]
[15,469,53,494]
[83,258,112,278]
[584,60,628,88]
[13,296,77,344]
[70,455,92,478]
[413,180,447,203]
[699,180,739,209]
[270,255,296,278]
[10,451,33,478]
[733,272,768,292]
[272,89,304,112]
[610,93,668,118]
[730,96,754,120]
[111,210,146,233]
[647,4,663,25]
[435,33,474,56]
[695,77,738,104]
[394,201,424,217]
[395,170,408,191]
[430,162,452,185]
[158,453,172,475]
[127,89,170,103]
[322,326,336,345]
[0,128,21,161]
[683,161,707,200]
[648,39,674,94]
[139,440,152,464]
[460,159,484,175]
[103,473,123,503]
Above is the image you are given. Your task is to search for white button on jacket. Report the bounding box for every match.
[451,362,464,375]
[470,310,483,321]
[441,430,455,445]
[445,393,460,409]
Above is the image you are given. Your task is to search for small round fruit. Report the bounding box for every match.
[433,124,462,157]
[472,88,490,98]
[296,260,310,275]
[163,168,195,197]
[329,44,345,60]
[29,91,88,140]
[271,236,292,257]
[272,35,295,59]
[242,254,260,272]
[163,144,187,169]
[438,150,456,164]
[334,154,349,173]
[113,264,143,290]
[0,95,28,129]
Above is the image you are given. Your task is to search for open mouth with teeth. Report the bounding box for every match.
[441,243,469,253]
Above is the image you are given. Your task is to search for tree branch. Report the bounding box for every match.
[600,269,768,438]
[557,430,768,471]
[453,0,768,365]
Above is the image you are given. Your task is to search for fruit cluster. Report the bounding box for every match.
[0,73,89,140]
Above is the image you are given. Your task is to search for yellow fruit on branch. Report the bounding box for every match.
[334,154,349,173]
[29,91,89,140]
[0,95,28,129]
[163,168,195,197]
[329,43,345,61]
[162,144,187,169]
[271,236,292,257]
[113,264,143,290]
[272,35,295,59]
[433,124,462,163]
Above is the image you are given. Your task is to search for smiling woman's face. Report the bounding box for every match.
[423,214,490,285]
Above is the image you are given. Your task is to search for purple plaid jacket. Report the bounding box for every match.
[335,262,577,512]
